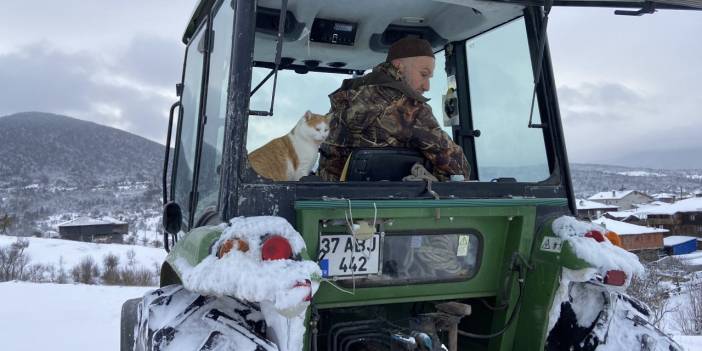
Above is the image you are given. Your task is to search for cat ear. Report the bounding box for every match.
[304,110,312,120]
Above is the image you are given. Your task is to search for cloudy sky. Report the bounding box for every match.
[0,1,699,166]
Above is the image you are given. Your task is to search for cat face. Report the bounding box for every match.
[300,111,330,143]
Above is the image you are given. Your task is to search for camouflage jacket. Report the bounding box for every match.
[318,62,470,181]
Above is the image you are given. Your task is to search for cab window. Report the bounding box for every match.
[173,25,207,227]
[194,1,234,220]
[465,18,550,182]
[245,52,451,182]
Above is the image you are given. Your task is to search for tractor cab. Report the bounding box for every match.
[171,0,573,230]
[122,1,700,351]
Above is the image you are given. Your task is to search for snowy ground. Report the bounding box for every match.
[674,336,702,350]
[0,234,166,269]
[0,281,153,351]
[0,234,699,350]
[0,279,699,350]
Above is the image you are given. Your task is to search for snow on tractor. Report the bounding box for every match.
[120,0,700,350]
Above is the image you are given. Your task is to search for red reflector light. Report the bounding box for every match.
[604,270,627,286]
[261,235,293,261]
[585,230,605,243]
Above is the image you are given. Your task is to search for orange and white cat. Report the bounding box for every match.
[248,111,330,181]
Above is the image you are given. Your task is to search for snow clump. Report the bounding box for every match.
[552,216,644,282]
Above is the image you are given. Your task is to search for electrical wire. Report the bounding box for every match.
[458,277,524,339]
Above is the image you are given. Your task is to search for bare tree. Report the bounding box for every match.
[71,256,100,284]
[627,261,679,328]
[0,214,12,234]
[675,281,702,335]
[0,238,30,281]
[101,253,121,285]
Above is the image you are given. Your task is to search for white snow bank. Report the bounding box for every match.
[552,216,645,281]
[0,281,151,351]
[673,335,702,350]
[676,250,702,266]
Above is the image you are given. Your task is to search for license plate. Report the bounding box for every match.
[318,234,381,278]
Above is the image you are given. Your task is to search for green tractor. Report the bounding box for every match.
[121,0,700,350]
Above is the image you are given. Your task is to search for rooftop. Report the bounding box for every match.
[637,197,702,216]
[588,190,636,201]
[592,217,668,236]
[576,199,619,210]
[603,210,645,221]
[663,235,698,247]
[58,216,126,227]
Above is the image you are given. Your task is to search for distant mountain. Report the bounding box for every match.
[0,112,164,187]
[602,147,702,170]
[570,163,702,198]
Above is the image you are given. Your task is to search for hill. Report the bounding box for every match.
[0,112,164,237]
[0,112,164,187]
[570,163,702,198]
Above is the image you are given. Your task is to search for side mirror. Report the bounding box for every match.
[162,202,182,252]
[163,202,182,234]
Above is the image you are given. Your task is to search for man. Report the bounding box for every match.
[318,37,470,181]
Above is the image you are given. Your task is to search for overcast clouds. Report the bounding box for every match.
[0,2,699,165]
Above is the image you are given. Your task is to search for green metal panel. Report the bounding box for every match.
[510,218,563,351]
[164,225,224,277]
[296,199,553,350]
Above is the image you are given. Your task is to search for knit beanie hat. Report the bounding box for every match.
[386,37,435,62]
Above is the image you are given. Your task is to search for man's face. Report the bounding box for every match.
[394,56,435,95]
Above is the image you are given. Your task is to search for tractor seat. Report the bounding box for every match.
[340,148,432,181]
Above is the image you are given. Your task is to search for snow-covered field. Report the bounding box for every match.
[0,281,153,351]
[0,234,166,269]
[0,280,698,351]
[675,336,702,350]
[1,233,700,350]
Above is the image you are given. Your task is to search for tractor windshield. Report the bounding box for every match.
[246,17,552,184]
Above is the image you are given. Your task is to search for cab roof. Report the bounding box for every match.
[183,0,525,71]
[182,0,701,72]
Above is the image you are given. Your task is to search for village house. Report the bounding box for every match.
[592,217,667,260]
[602,210,643,223]
[639,197,702,237]
[587,190,653,210]
[58,217,128,243]
[575,199,618,220]
[652,193,676,204]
